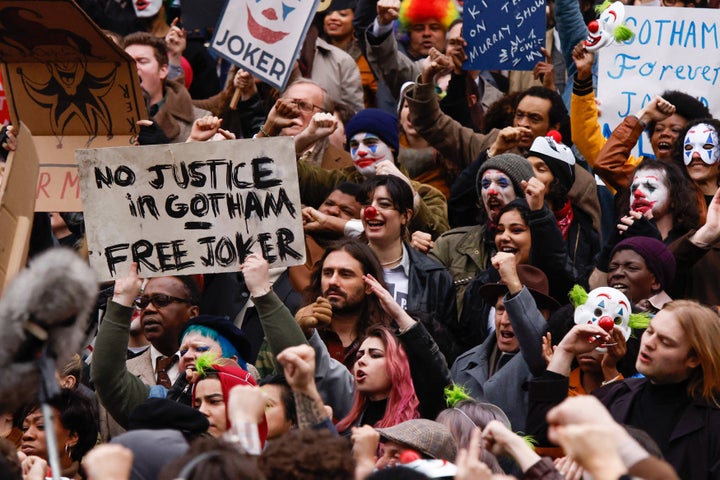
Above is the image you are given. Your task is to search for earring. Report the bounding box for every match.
[65,444,72,459]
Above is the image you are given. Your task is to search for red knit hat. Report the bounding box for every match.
[192,358,268,447]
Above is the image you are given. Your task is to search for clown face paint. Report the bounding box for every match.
[574,287,631,351]
[349,133,393,177]
[584,1,625,51]
[133,0,162,18]
[683,123,720,166]
[480,169,516,222]
[630,170,669,218]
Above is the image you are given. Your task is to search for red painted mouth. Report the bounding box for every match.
[135,0,148,10]
[247,6,289,44]
[631,199,653,213]
[355,159,376,168]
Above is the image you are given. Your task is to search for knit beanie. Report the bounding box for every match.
[346,108,400,153]
[192,358,268,447]
[477,153,535,198]
[528,132,576,189]
[611,236,676,291]
[398,0,459,31]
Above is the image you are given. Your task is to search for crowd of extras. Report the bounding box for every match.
[2,0,720,478]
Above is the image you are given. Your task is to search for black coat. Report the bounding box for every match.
[404,243,461,364]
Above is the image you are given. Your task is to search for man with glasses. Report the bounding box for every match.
[91,271,200,439]
[257,78,354,171]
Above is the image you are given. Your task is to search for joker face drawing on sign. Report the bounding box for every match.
[0,7,116,147]
[246,0,302,45]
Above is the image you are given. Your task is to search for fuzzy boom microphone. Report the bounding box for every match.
[0,248,97,413]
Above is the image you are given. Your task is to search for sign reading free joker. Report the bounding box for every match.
[211,0,321,90]
[77,137,306,281]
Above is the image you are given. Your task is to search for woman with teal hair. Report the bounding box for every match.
[178,315,253,373]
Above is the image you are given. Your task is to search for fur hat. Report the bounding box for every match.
[528,132,576,189]
[398,0,459,31]
[346,108,400,153]
[477,153,535,199]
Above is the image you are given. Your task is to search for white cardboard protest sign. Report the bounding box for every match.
[211,0,320,91]
[77,137,306,281]
[597,6,720,158]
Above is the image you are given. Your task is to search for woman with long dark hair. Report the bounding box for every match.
[358,175,459,363]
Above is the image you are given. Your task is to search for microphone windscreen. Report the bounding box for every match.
[0,248,98,412]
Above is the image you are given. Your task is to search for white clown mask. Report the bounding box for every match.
[584,1,625,51]
[683,123,720,166]
[574,287,631,351]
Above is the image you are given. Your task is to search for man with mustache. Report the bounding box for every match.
[294,240,391,371]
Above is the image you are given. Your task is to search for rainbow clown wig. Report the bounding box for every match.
[398,0,459,32]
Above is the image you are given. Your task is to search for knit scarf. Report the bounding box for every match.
[554,200,574,240]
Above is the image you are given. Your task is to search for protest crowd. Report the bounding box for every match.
[4,0,720,478]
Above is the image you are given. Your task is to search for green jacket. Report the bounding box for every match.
[429,224,489,317]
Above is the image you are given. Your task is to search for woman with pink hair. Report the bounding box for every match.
[336,325,420,431]
[241,252,450,434]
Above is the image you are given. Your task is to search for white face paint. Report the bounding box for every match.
[132,0,162,18]
[349,133,394,177]
[480,169,516,221]
[574,287,631,352]
[683,123,720,166]
[630,169,670,218]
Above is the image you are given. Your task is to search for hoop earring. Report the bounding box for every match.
[65,444,72,460]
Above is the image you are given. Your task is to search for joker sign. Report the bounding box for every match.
[212,0,320,90]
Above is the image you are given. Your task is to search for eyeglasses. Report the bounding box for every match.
[292,99,326,113]
[134,294,192,310]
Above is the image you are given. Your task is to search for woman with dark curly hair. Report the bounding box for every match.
[17,388,98,479]
[620,158,701,243]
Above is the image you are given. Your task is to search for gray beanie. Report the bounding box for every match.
[477,153,535,199]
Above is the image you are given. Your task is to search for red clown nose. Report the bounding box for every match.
[363,206,378,220]
[598,316,615,332]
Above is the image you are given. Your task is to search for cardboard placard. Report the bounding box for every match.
[597,7,720,158]
[0,0,146,212]
[0,123,40,293]
[77,137,306,281]
[210,0,321,90]
[463,0,546,71]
